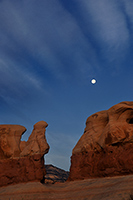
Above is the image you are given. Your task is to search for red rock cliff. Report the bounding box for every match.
[68,101,133,181]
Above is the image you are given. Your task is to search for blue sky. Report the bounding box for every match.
[0,0,133,171]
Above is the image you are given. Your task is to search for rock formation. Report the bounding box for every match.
[20,121,49,157]
[0,121,49,187]
[68,101,133,180]
[45,165,69,184]
[0,125,26,159]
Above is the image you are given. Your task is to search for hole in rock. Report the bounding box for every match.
[128,118,133,124]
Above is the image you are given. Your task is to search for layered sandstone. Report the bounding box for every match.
[45,165,69,184]
[68,101,133,180]
[0,121,49,187]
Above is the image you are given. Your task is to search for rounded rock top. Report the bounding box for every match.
[34,121,48,129]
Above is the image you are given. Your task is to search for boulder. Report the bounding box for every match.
[68,101,133,180]
[0,121,49,186]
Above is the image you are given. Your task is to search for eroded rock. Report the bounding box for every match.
[20,121,49,157]
[68,101,133,180]
[0,121,49,186]
[0,125,26,159]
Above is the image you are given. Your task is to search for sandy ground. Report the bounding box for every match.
[0,174,133,200]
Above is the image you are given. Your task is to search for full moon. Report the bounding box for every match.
[91,79,96,84]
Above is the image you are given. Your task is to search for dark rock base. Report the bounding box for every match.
[0,154,46,187]
[68,143,133,181]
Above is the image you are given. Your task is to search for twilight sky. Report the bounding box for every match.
[0,0,133,171]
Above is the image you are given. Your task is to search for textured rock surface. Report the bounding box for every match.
[0,154,46,187]
[45,164,69,184]
[0,125,26,159]
[0,121,49,187]
[0,174,133,200]
[68,101,133,180]
[20,121,49,157]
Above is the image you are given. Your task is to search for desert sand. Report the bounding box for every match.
[0,174,133,200]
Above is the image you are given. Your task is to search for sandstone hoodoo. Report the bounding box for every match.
[68,101,133,181]
[0,121,49,187]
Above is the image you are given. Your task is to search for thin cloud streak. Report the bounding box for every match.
[0,57,45,100]
[122,0,133,34]
[46,131,76,170]
[0,0,99,82]
[75,0,130,61]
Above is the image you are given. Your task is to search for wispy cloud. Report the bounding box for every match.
[0,0,132,105]
[75,0,130,65]
[121,0,133,32]
[46,131,76,170]
[0,0,100,83]
[0,57,44,100]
